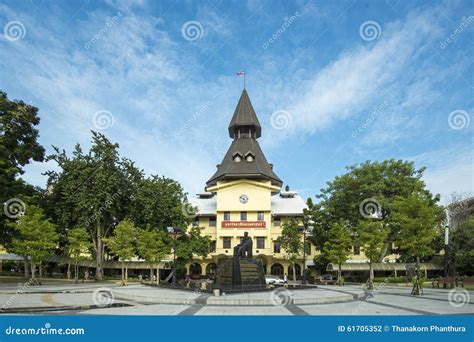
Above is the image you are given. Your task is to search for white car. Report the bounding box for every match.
[265,275,285,285]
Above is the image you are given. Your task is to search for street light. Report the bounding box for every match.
[300,220,314,285]
[167,226,183,286]
[443,224,450,288]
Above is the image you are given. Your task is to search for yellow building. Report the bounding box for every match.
[185,89,315,279]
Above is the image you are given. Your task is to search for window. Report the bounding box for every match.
[209,216,216,226]
[273,242,281,253]
[256,237,265,249]
[210,241,216,252]
[223,212,230,221]
[240,211,247,221]
[353,245,360,255]
[274,217,281,226]
[193,217,199,226]
[257,211,264,221]
[223,237,231,249]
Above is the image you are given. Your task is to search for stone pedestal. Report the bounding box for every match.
[217,257,266,291]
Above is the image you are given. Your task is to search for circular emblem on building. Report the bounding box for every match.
[239,194,249,204]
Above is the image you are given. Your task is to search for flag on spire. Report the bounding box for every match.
[236,71,245,77]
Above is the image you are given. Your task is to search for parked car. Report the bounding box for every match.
[320,274,336,281]
[265,275,285,285]
[317,274,337,285]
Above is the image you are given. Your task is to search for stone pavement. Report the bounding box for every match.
[0,281,472,316]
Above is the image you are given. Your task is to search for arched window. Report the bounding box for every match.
[206,263,217,277]
[270,263,284,276]
[287,264,301,278]
[189,263,202,278]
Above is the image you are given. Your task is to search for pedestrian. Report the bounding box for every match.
[283,273,288,288]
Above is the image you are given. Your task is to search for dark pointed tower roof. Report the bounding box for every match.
[207,89,282,188]
[228,89,261,138]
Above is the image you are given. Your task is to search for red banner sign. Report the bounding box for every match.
[221,221,266,228]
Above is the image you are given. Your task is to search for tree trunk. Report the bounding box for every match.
[150,266,153,282]
[31,263,36,280]
[95,224,104,280]
[156,266,160,285]
[24,259,29,278]
[125,266,128,281]
[292,262,296,288]
[411,256,422,295]
[121,260,125,285]
[67,263,71,280]
[367,261,374,290]
[338,263,342,286]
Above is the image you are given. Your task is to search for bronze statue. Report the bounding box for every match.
[233,232,253,258]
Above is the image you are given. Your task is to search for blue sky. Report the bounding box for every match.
[1,0,473,204]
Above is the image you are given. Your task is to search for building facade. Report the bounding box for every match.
[185,89,316,279]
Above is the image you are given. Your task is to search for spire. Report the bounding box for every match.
[228,89,261,139]
[207,89,282,188]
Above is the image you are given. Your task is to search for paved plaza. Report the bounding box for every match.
[0,281,472,316]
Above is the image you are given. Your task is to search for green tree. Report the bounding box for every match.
[0,91,45,246]
[8,205,58,282]
[356,220,389,290]
[277,219,303,287]
[45,132,142,280]
[315,160,441,261]
[450,216,474,276]
[323,221,352,286]
[391,194,442,295]
[131,176,191,229]
[136,228,171,283]
[66,227,92,283]
[304,198,331,273]
[104,219,137,285]
[174,226,211,279]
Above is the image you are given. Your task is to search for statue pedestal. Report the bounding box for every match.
[217,257,266,292]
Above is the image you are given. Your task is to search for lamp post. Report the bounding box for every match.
[167,226,182,286]
[443,224,450,288]
[300,220,314,285]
